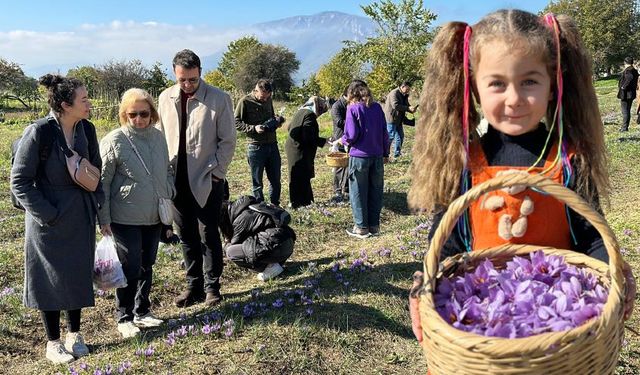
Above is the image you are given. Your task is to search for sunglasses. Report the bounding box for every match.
[127,111,151,119]
[178,77,199,84]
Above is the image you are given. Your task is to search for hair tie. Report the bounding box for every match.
[462,25,472,166]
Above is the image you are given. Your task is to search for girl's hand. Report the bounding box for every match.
[622,261,636,320]
[409,271,425,345]
[100,224,112,237]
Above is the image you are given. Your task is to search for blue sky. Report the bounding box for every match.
[1,0,550,76]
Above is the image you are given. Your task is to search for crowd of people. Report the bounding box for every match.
[8,7,637,368]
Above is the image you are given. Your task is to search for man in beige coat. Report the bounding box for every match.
[157,49,236,308]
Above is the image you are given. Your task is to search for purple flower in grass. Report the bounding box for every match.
[623,228,633,236]
[212,322,222,332]
[94,370,103,375]
[272,299,284,308]
[177,325,188,337]
[202,324,212,334]
[165,332,176,346]
[305,307,314,316]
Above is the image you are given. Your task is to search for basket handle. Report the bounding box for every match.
[423,173,624,297]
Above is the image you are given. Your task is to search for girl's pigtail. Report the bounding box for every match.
[555,15,610,206]
[409,22,479,212]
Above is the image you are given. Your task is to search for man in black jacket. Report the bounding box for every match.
[220,196,295,281]
[617,56,639,132]
[329,92,349,201]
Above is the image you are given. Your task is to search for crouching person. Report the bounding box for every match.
[220,195,295,281]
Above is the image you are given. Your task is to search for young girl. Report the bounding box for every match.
[407,9,636,344]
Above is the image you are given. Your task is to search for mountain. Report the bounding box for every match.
[201,11,376,81]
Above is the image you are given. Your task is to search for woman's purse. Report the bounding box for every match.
[123,129,175,225]
[57,122,100,192]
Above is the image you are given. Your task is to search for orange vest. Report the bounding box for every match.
[467,142,572,251]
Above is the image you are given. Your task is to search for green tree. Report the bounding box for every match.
[67,65,101,96]
[144,61,170,95]
[218,36,262,78]
[316,49,365,98]
[288,74,322,104]
[233,44,300,99]
[348,0,436,98]
[203,69,234,93]
[544,0,640,73]
[0,58,39,109]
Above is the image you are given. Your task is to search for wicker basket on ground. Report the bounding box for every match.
[419,173,626,375]
[326,152,348,168]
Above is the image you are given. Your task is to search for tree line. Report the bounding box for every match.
[2,0,639,112]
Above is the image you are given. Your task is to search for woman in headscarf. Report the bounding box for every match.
[284,96,328,208]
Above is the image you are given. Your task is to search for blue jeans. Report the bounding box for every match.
[348,156,384,229]
[387,123,404,157]
[247,143,281,205]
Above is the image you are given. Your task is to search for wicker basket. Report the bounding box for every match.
[419,173,626,375]
[326,152,348,168]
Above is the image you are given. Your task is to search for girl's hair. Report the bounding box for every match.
[346,79,373,107]
[118,88,160,126]
[408,9,609,212]
[39,74,85,116]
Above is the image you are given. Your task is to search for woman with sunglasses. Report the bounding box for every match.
[98,88,175,338]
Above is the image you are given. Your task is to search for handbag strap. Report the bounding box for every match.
[122,128,151,175]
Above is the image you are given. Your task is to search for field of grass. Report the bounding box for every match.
[0,78,638,374]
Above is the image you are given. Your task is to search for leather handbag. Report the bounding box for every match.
[123,129,175,225]
[57,122,100,192]
[64,149,100,191]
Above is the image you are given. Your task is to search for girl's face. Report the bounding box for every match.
[474,41,552,136]
[126,100,152,129]
[62,86,91,121]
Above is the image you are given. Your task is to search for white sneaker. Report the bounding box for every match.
[46,340,75,364]
[64,332,89,357]
[134,313,163,328]
[257,263,284,282]
[117,321,141,338]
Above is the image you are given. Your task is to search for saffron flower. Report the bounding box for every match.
[434,251,608,338]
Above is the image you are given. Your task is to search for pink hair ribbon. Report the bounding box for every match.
[462,25,472,166]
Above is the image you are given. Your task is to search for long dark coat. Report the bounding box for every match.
[11,116,104,310]
[285,109,326,180]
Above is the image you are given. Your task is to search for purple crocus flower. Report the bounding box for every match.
[272,299,285,308]
[435,250,608,338]
[202,324,212,334]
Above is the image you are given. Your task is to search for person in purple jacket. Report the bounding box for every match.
[341,80,390,238]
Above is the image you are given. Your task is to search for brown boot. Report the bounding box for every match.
[205,291,223,307]
[174,289,205,308]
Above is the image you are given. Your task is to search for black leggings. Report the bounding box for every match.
[40,309,81,341]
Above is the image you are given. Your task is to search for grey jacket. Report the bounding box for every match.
[383,87,411,125]
[99,125,175,225]
[11,116,103,310]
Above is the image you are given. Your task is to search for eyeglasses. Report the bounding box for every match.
[178,77,199,84]
[127,111,151,119]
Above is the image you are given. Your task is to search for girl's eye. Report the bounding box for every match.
[523,79,538,86]
[489,81,505,88]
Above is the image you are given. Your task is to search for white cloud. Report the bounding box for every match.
[0,20,248,76]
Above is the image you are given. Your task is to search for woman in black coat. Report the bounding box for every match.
[285,96,328,208]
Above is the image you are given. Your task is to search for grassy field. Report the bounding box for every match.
[0,78,639,374]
